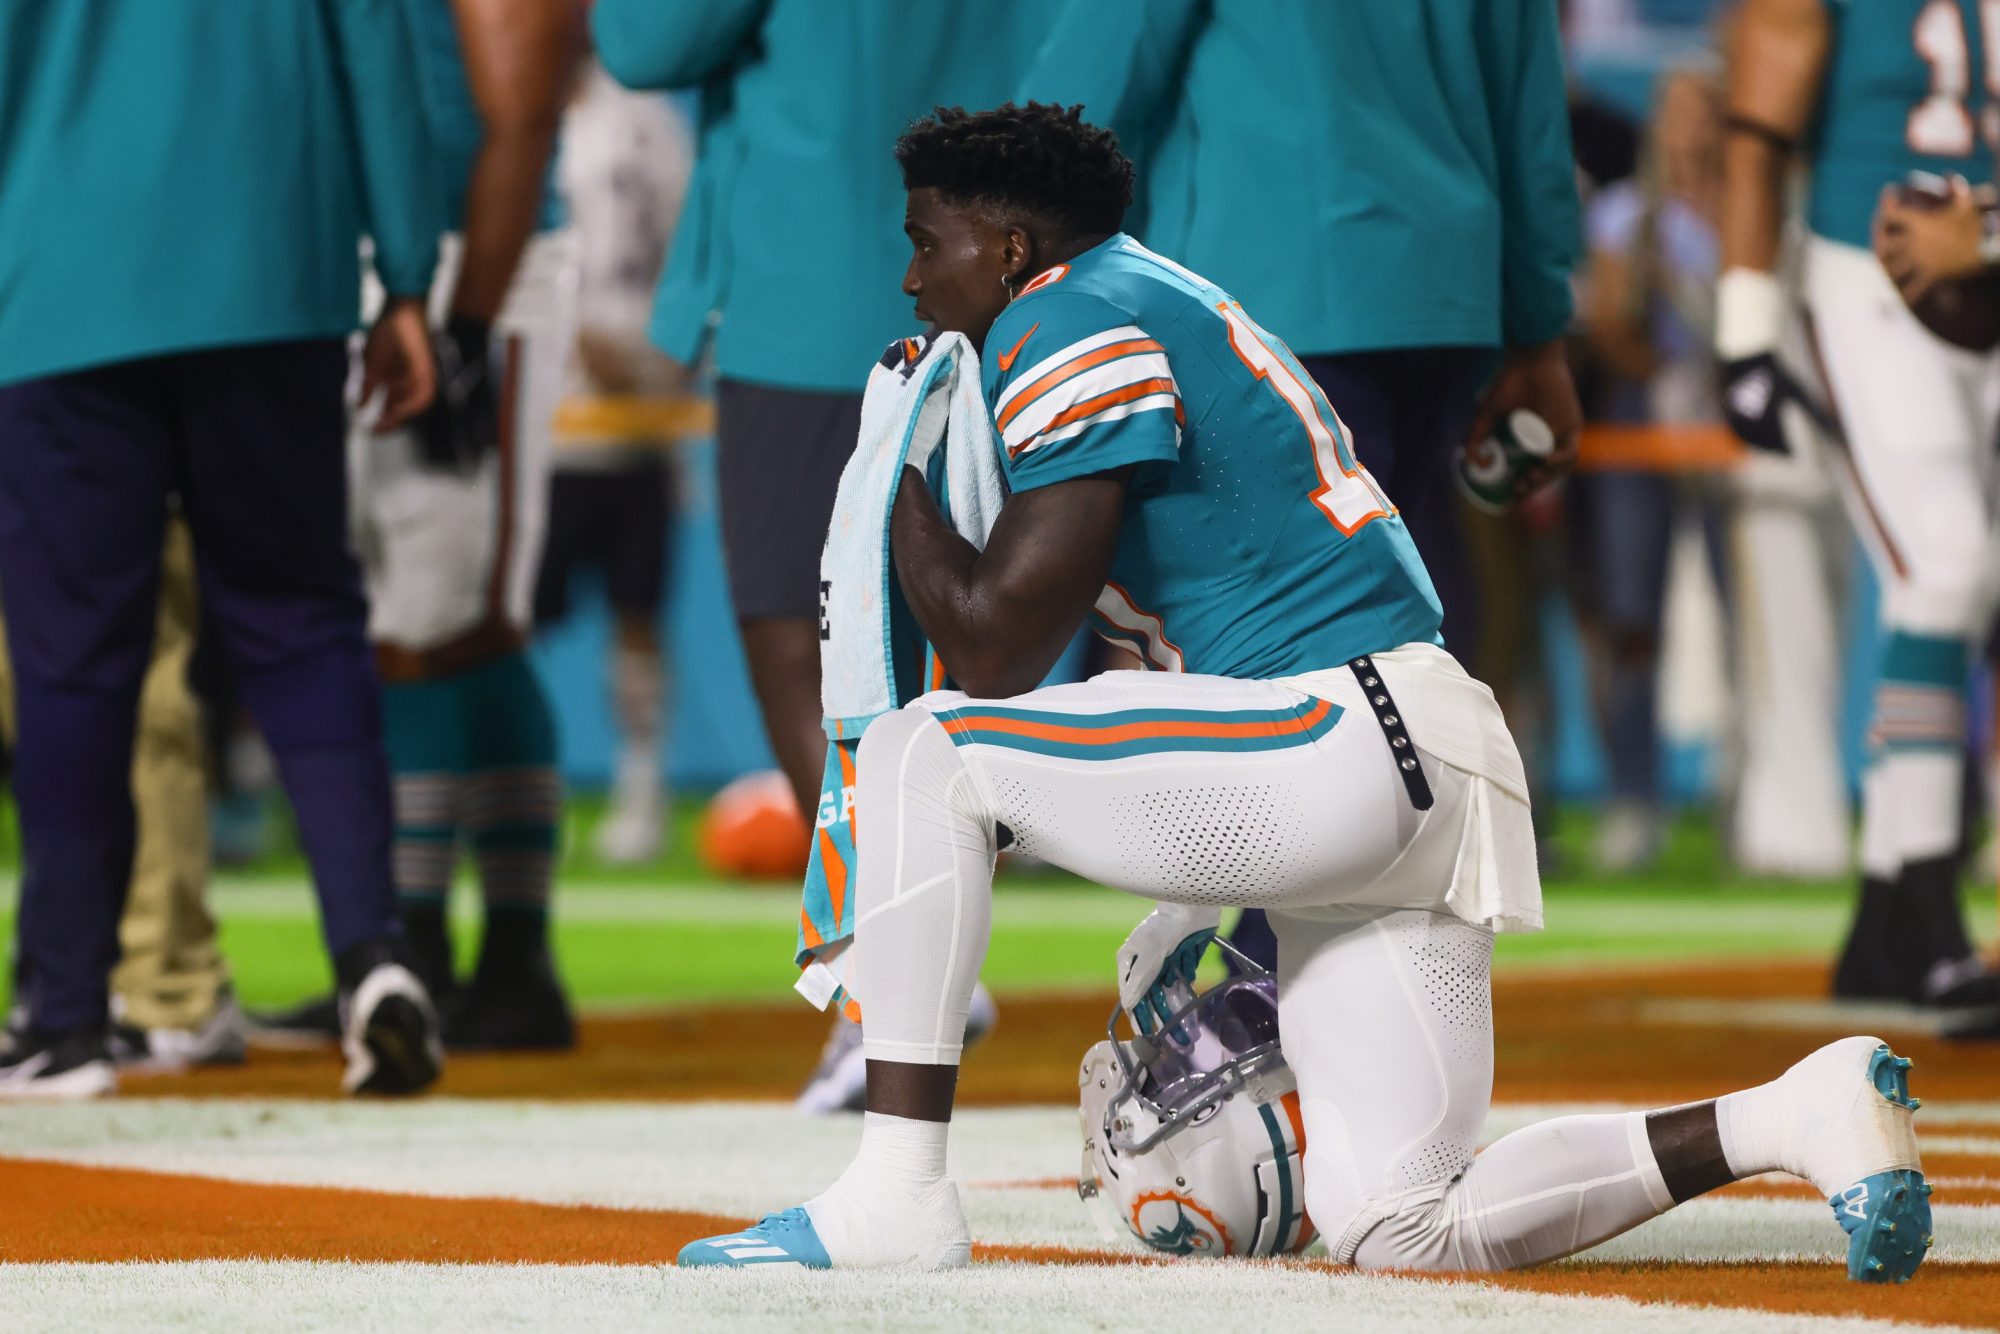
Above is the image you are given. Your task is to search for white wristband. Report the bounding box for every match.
[1715,267,1787,359]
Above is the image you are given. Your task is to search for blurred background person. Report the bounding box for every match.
[1572,65,1732,872]
[0,520,247,1072]
[590,1,1057,1110]
[534,57,697,867]
[1025,0,1585,965]
[0,0,444,1098]
[1719,0,2000,1017]
[264,0,587,1054]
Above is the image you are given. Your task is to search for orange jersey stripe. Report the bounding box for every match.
[941,697,1333,746]
[995,338,1163,431]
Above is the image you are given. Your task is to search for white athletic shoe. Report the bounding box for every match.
[1594,799,1664,873]
[1760,1036,1932,1283]
[796,982,1001,1115]
[680,1176,971,1271]
[593,753,667,865]
[108,990,250,1075]
[0,1026,116,1101]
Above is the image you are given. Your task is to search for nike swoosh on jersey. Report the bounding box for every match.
[996,322,1040,371]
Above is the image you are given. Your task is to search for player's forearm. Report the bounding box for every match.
[889,470,1074,700]
[450,126,560,323]
[1720,0,1827,276]
[1720,135,1789,275]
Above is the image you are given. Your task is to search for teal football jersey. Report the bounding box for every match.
[980,235,1444,680]
[410,0,563,233]
[1810,0,1998,247]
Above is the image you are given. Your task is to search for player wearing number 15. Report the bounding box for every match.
[1720,0,2000,1019]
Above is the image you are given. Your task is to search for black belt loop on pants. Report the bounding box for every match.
[1349,655,1433,811]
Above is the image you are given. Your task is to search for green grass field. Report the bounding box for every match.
[1,799,1993,1012]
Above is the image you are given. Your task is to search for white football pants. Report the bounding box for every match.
[1805,235,2000,870]
[351,230,578,651]
[848,669,1677,1269]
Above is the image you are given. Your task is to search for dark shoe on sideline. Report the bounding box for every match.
[0,1026,115,1100]
[446,949,575,1052]
[337,937,445,1095]
[248,992,342,1049]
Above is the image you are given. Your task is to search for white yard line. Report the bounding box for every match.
[0,1260,1970,1334]
[4,1099,1999,1266]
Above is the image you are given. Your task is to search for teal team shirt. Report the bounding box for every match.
[0,0,442,387]
[1810,0,1998,248]
[1022,0,1581,355]
[408,0,563,233]
[592,0,1060,392]
[982,235,1445,679]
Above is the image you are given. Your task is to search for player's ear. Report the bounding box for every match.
[1001,224,1035,288]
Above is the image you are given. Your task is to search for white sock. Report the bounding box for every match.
[804,1113,967,1268]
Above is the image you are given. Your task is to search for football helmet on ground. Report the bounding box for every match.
[1078,940,1314,1258]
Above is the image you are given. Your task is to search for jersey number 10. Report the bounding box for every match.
[1216,302,1395,536]
[1910,0,2000,156]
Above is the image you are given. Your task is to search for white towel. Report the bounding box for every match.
[797,333,1007,1015]
[819,332,1006,729]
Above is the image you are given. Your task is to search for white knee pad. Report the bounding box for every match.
[850,704,995,1066]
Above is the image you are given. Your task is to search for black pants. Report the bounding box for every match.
[0,340,399,1032]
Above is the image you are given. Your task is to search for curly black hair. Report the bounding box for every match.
[895,102,1133,238]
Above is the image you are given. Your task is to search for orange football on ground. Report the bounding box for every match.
[697,770,811,879]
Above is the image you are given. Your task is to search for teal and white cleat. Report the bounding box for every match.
[1829,1049,1933,1284]
[678,1208,833,1269]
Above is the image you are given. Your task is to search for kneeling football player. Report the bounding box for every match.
[681,104,1931,1280]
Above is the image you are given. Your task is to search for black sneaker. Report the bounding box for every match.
[446,948,575,1052]
[0,1026,115,1100]
[338,937,444,1096]
[249,992,343,1049]
[1831,876,1922,1002]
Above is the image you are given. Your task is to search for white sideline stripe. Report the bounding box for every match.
[1639,997,1963,1036]
[0,1260,1974,1334]
[6,1099,2000,1267]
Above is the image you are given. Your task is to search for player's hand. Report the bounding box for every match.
[1466,340,1582,500]
[413,314,500,470]
[1117,904,1222,1036]
[1875,175,1985,304]
[1718,351,1814,454]
[359,297,437,432]
[1714,268,1829,456]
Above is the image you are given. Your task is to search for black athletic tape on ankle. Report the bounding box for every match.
[1349,657,1433,811]
[1645,1103,1735,1204]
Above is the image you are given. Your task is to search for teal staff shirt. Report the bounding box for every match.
[592,0,1061,393]
[0,0,443,387]
[1022,0,1582,356]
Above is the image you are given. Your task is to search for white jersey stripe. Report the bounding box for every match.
[999,352,1175,451]
[996,325,1151,415]
[1014,393,1181,457]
